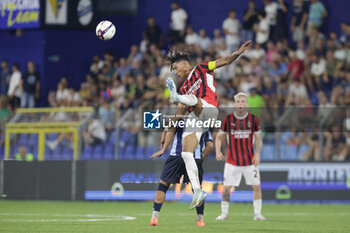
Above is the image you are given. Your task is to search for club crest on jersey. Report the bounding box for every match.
[247,121,251,128]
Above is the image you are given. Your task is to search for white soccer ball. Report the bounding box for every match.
[96,20,116,40]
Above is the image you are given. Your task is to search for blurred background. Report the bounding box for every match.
[0,0,349,203]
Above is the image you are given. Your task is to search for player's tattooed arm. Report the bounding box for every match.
[214,40,251,69]
[202,141,214,161]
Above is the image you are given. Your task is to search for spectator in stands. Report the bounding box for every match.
[317,91,334,120]
[56,82,69,105]
[264,0,278,41]
[184,26,199,46]
[168,1,188,43]
[99,100,115,133]
[324,125,347,161]
[114,57,131,80]
[0,59,10,97]
[254,12,269,48]
[144,16,163,49]
[46,133,75,151]
[247,87,264,116]
[67,88,82,107]
[307,0,327,34]
[288,51,305,81]
[274,0,288,41]
[0,96,9,123]
[197,29,211,51]
[291,0,308,43]
[242,0,259,42]
[15,146,34,161]
[222,9,241,51]
[111,79,125,104]
[83,115,106,147]
[8,63,22,112]
[211,29,223,50]
[127,45,143,65]
[21,61,40,108]
[340,22,350,44]
[129,60,144,78]
[309,53,326,93]
[285,79,308,106]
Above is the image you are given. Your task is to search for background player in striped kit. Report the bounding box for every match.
[215,92,266,221]
[149,122,214,227]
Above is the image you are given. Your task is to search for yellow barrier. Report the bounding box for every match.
[5,107,94,161]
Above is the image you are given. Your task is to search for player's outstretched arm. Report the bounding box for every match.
[215,131,226,161]
[150,127,176,159]
[214,40,251,69]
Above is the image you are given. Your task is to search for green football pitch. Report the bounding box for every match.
[0,200,349,233]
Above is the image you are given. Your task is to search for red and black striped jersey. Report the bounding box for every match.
[179,62,218,108]
[221,112,261,166]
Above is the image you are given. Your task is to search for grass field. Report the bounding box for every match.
[0,201,350,233]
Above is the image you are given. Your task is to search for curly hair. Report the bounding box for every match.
[167,50,192,71]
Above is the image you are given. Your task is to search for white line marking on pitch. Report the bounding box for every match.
[1,218,135,222]
[0,213,136,222]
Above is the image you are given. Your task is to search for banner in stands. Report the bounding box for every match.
[43,0,97,28]
[45,0,68,25]
[84,162,350,203]
[0,0,40,29]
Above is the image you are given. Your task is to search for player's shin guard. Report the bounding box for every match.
[152,183,169,220]
[181,152,200,190]
[221,201,229,216]
[196,201,205,216]
[253,199,262,215]
[177,94,198,106]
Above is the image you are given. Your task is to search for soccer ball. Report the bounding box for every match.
[96,20,116,40]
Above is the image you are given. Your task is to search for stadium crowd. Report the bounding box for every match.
[1,0,349,161]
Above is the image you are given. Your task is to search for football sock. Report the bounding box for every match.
[181,152,200,190]
[253,199,262,215]
[196,201,204,216]
[221,201,229,216]
[152,202,163,218]
[177,94,198,106]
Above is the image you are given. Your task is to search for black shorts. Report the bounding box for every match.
[91,136,103,145]
[160,156,203,185]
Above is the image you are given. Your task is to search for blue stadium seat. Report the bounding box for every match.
[51,147,62,160]
[124,146,135,159]
[281,145,298,161]
[104,145,114,160]
[0,146,4,160]
[18,134,28,144]
[93,145,104,160]
[62,147,73,160]
[44,147,53,160]
[136,146,146,159]
[82,146,93,160]
[261,144,276,161]
[281,131,292,143]
[298,144,309,159]
[48,133,58,141]
[29,134,38,145]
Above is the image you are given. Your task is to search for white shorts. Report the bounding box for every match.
[182,98,218,141]
[223,163,261,187]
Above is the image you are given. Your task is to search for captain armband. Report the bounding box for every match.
[208,61,216,70]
